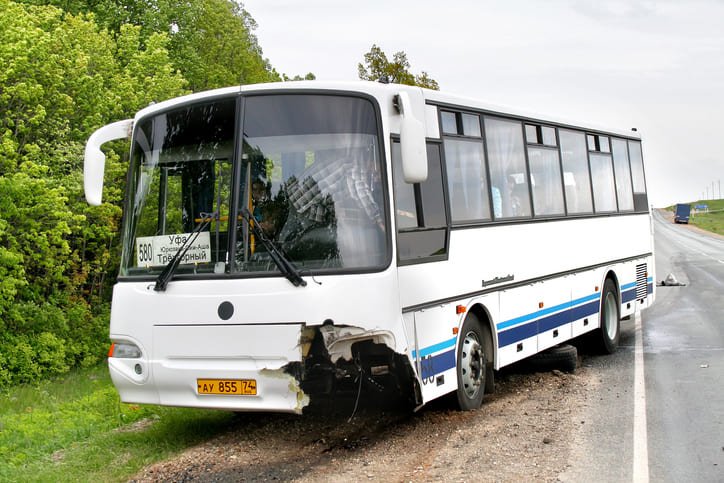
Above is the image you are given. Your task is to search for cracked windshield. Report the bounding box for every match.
[121,94,388,278]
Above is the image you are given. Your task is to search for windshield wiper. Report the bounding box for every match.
[154,211,218,292]
[239,208,307,287]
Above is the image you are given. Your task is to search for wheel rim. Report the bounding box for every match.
[460,330,484,399]
[604,292,618,340]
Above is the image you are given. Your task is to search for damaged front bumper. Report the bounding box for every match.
[109,322,418,414]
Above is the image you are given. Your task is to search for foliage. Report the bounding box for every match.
[688,199,724,235]
[0,0,302,387]
[358,44,439,90]
[0,0,187,386]
[282,72,317,82]
[18,0,283,90]
[0,365,234,482]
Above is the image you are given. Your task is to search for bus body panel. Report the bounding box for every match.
[399,214,655,374]
[398,214,653,310]
[108,270,415,413]
[570,272,601,338]
[536,276,574,353]
[409,304,459,403]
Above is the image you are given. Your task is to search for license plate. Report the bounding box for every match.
[197,378,257,396]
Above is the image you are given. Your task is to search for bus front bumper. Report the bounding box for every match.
[109,323,309,413]
[108,322,414,413]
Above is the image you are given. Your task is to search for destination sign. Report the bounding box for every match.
[136,232,211,267]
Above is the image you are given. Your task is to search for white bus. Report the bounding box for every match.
[84,81,655,413]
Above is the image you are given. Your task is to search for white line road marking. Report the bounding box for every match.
[696,250,724,264]
[633,311,649,482]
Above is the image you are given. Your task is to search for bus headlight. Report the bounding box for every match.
[109,342,142,358]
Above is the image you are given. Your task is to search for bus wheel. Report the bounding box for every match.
[456,315,487,410]
[593,278,620,354]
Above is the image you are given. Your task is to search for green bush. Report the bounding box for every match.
[0,0,282,388]
[0,0,184,387]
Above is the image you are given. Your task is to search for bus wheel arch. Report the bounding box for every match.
[593,273,621,354]
[468,304,495,395]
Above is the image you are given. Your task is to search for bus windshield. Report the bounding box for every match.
[119,94,388,279]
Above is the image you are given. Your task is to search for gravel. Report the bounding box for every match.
[131,355,597,483]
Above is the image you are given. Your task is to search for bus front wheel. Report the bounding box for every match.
[455,314,487,410]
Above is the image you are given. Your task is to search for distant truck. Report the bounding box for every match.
[674,203,691,224]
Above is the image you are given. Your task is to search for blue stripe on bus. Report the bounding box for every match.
[622,288,637,303]
[418,349,456,381]
[411,336,456,360]
[496,292,600,331]
[498,299,600,348]
[411,278,655,375]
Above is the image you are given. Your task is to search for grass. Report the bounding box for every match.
[667,199,724,236]
[0,365,235,482]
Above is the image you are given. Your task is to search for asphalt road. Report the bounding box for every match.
[562,210,724,482]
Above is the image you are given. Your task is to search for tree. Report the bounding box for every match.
[17,0,282,91]
[0,0,315,387]
[0,0,187,386]
[358,44,439,90]
[281,72,317,82]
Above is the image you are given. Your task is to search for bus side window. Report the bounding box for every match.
[392,141,449,264]
[559,129,593,214]
[484,117,532,219]
[443,139,491,222]
[588,134,617,213]
[628,140,648,212]
[611,138,634,211]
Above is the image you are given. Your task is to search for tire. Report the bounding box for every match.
[528,344,578,373]
[455,315,487,410]
[592,278,621,354]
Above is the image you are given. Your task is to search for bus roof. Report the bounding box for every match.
[133,81,642,141]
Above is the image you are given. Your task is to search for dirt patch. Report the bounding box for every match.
[115,416,160,434]
[130,364,596,482]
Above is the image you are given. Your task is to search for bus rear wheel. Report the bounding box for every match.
[455,315,487,410]
[592,278,620,354]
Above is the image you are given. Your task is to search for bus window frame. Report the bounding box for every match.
[118,89,395,283]
[426,101,649,232]
[392,137,451,266]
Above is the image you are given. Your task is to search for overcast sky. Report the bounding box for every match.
[243,0,724,207]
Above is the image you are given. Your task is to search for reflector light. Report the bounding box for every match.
[452,327,459,335]
[539,302,544,309]
[456,305,466,314]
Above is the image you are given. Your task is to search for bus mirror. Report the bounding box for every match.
[84,119,133,206]
[398,91,427,183]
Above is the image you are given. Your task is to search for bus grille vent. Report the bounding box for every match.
[636,264,648,299]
